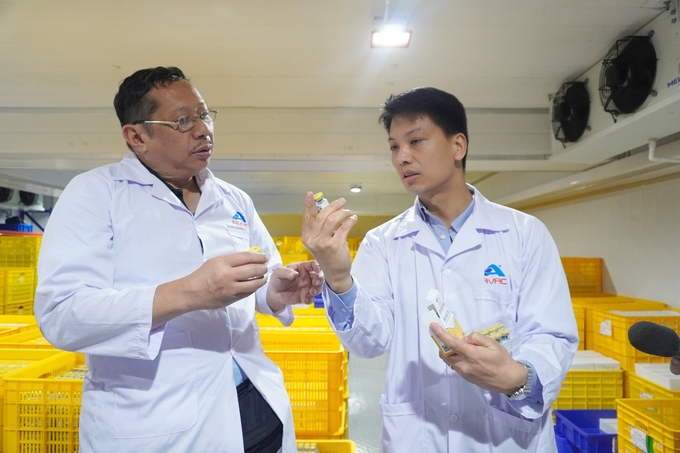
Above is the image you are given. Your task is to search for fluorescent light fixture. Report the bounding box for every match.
[371,26,411,48]
[350,185,362,193]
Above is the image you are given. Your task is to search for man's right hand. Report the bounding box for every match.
[301,191,357,294]
[152,251,269,327]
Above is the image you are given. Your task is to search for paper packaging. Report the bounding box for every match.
[421,289,465,356]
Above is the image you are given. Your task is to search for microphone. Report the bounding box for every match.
[628,321,680,357]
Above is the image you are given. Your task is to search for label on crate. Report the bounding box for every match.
[599,318,612,337]
[639,391,653,399]
[630,427,653,452]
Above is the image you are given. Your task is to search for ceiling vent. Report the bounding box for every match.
[549,9,678,165]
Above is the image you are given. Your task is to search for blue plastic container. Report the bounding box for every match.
[554,409,617,453]
[313,293,324,308]
[0,223,33,232]
[555,429,577,453]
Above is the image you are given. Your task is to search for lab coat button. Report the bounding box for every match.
[341,308,348,313]
[440,235,446,240]
[443,269,452,276]
[230,348,236,355]
[450,414,459,423]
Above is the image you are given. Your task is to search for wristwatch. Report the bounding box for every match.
[507,361,534,401]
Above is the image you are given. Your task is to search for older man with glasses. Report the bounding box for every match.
[34,66,321,453]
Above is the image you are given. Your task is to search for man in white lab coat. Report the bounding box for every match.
[35,67,321,453]
[302,87,578,452]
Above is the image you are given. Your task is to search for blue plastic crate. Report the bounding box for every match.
[0,224,33,232]
[555,429,577,453]
[554,410,616,453]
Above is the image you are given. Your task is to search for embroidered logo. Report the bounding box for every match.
[484,264,507,285]
[232,212,248,228]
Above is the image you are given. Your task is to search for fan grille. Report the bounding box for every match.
[552,82,590,144]
[599,35,657,117]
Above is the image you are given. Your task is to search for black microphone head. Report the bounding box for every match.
[628,321,680,357]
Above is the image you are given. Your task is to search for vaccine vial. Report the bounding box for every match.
[314,192,329,213]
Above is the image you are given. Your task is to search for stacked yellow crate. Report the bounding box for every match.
[273,236,363,265]
[554,351,623,412]
[257,310,349,440]
[561,257,603,295]
[0,233,42,315]
[571,295,667,350]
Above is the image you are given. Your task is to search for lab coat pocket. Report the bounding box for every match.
[470,290,517,326]
[379,395,427,451]
[111,331,198,438]
[486,405,541,449]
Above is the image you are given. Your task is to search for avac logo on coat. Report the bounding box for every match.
[484,264,507,285]
[232,212,248,228]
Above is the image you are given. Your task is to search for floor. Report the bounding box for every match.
[346,353,387,453]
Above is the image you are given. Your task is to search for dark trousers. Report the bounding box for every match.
[237,379,283,453]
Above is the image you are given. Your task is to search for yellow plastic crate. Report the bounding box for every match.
[0,316,37,340]
[0,328,53,349]
[592,310,680,372]
[293,307,327,317]
[0,349,64,453]
[617,398,680,453]
[572,305,585,350]
[0,236,41,269]
[628,373,680,400]
[2,302,32,316]
[554,370,623,411]
[257,314,331,330]
[281,253,311,266]
[561,257,602,294]
[4,352,86,453]
[2,269,35,305]
[261,330,347,438]
[296,439,355,452]
[572,297,667,350]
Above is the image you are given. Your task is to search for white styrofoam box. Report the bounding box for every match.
[608,310,680,317]
[569,350,620,370]
[599,418,618,435]
[634,363,680,391]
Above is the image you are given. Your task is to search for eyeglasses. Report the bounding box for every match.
[134,109,218,132]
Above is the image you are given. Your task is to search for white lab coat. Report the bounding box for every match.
[325,187,578,453]
[35,153,296,453]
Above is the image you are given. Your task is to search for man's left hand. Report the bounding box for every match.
[266,260,323,312]
[430,323,527,395]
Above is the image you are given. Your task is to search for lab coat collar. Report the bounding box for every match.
[393,184,510,255]
[112,153,229,216]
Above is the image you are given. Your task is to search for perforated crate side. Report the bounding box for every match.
[561,257,603,294]
[0,236,41,269]
[554,370,623,411]
[617,398,680,453]
[628,373,680,400]
[296,439,355,451]
[4,352,85,453]
[3,269,35,305]
[591,310,680,371]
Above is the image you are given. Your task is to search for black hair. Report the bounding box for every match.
[379,87,469,170]
[113,66,186,128]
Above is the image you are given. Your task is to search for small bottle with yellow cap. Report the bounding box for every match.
[314,192,329,213]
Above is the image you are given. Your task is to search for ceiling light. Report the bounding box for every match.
[350,185,362,193]
[371,0,411,48]
[371,27,411,48]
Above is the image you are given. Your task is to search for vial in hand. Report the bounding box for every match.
[314,192,329,213]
